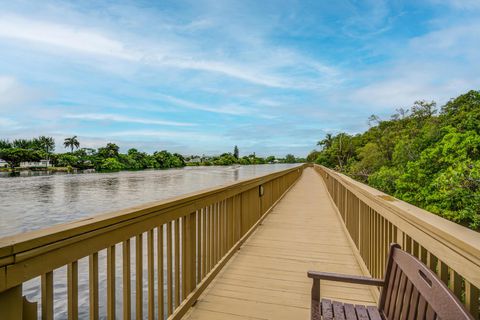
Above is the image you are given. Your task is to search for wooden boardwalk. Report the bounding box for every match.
[184,168,376,320]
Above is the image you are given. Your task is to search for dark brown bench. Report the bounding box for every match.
[307,243,474,320]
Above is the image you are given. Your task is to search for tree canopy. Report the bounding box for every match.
[310,90,480,230]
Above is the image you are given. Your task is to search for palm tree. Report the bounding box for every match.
[38,136,55,154]
[317,133,333,149]
[64,136,80,153]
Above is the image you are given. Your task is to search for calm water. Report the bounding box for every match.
[0,164,299,319]
[0,164,299,238]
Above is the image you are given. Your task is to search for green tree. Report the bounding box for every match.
[98,143,120,158]
[317,133,333,150]
[315,89,480,229]
[100,158,124,171]
[233,145,239,159]
[13,139,34,149]
[64,136,80,153]
[0,139,12,149]
[284,154,296,163]
[0,148,41,170]
[36,136,55,167]
[266,156,276,163]
[306,151,320,163]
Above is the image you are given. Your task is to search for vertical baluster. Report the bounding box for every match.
[196,210,201,285]
[190,212,197,292]
[147,229,155,320]
[167,222,173,316]
[368,207,373,275]
[420,246,428,264]
[41,271,54,320]
[215,202,219,263]
[380,217,385,275]
[229,197,235,250]
[157,225,164,320]
[202,208,207,280]
[212,206,215,271]
[136,234,143,320]
[67,261,78,320]
[182,216,188,300]
[427,252,438,274]
[373,212,377,278]
[213,203,217,264]
[220,201,224,258]
[448,269,462,300]
[205,207,210,275]
[465,281,479,320]
[437,261,449,285]
[107,245,116,319]
[89,253,99,320]
[123,240,131,320]
[174,218,180,308]
[412,240,419,258]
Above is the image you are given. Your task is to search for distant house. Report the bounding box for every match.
[20,160,52,168]
[187,157,202,163]
[0,159,8,167]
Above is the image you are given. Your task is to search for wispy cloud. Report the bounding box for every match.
[0,75,41,109]
[0,117,21,128]
[108,129,219,142]
[0,13,336,89]
[63,113,195,127]
[0,15,139,60]
[155,94,251,115]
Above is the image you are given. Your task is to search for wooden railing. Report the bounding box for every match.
[0,165,305,319]
[314,164,480,319]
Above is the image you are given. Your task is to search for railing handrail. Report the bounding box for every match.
[315,164,480,290]
[0,164,303,293]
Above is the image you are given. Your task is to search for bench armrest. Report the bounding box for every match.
[307,271,384,286]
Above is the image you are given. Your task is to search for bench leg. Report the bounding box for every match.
[311,279,321,320]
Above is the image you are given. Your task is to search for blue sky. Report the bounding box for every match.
[0,0,479,157]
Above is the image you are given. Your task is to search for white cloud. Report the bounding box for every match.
[0,117,20,128]
[348,21,480,111]
[156,94,252,115]
[429,0,480,9]
[0,13,339,89]
[107,129,219,142]
[0,15,139,60]
[0,76,41,109]
[63,113,195,127]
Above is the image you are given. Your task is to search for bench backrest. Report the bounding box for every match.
[378,244,473,319]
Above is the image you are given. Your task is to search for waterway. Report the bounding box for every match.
[0,164,299,238]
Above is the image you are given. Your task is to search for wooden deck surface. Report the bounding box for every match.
[183,168,376,320]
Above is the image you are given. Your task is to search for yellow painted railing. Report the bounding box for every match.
[314,164,480,319]
[0,165,305,319]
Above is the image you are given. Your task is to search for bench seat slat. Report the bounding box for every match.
[332,301,346,320]
[355,305,369,320]
[322,299,334,320]
[367,305,382,320]
[344,303,356,320]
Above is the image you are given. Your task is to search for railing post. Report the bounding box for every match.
[0,285,23,319]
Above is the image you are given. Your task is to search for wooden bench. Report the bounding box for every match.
[307,243,474,320]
